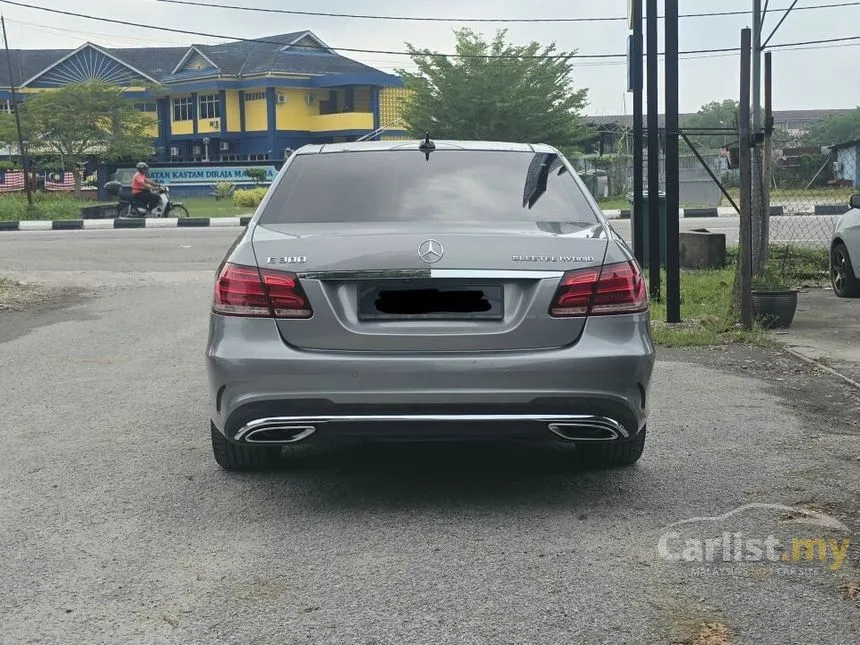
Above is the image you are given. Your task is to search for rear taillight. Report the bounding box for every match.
[213,263,312,319]
[549,260,648,317]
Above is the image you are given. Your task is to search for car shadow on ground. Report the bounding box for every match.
[223,440,661,513]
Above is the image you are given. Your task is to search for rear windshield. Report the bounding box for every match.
[259,150,600,224]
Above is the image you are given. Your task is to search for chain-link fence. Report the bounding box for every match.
[751,132,856,284]
[574,131,855,286]
[574,149,728,207]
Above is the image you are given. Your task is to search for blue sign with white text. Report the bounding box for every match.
[116,165,278,186]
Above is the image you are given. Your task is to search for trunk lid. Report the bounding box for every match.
[252,221,608,352]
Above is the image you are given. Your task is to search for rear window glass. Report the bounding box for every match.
[259,150,600,224]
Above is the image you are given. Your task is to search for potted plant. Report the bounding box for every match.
[751,247,799,329]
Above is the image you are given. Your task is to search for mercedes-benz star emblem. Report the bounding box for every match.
[418,239,444,264]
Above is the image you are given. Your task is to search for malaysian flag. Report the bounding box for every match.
[0,171,25,193]
[45,171,76,191]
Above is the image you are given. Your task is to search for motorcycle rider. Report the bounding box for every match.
[131,162,161,214]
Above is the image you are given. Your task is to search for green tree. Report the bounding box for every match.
[396,29,592,149]
[805,107,860,146]
[681,100,743,151]
[0,80,155,194]
[244,168,268,185]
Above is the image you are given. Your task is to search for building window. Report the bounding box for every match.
[248,153,269,161]
[220,154,241,162]
[134,102,157,113]
[244,91,266,102]
[199,94,221,120]
[173,97,192,121]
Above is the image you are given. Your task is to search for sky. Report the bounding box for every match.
[0,0,857,116]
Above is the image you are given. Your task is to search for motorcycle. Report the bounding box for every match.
[103,180,190,219]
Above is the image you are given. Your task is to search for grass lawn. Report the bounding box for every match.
[720,186,855,209]
[0,194,93,221]
[179,197,252,218]
[648,267,772,347]
[597,196,630,211]
[646,245,829,347]
[598,186,856,213]
[0,194,254,221]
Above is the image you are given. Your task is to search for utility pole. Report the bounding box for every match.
[631,0,644,266]
[646,0,660,302]
[664,0,680,323]
[1,15,32,207]
[739,28,754,329]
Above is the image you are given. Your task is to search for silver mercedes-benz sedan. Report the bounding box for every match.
[206,139,656,471]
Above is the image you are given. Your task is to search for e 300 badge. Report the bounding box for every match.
[267,256,308,265]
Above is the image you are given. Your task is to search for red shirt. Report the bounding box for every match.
[132,171,148,194]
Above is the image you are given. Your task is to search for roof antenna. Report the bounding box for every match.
[418,131,435,161]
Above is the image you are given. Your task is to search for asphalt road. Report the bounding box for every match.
[1,229,858,645]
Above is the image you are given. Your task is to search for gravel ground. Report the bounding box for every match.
[0,277,57,312]
[0,229,858,645]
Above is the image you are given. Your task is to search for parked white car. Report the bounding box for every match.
[831,194,860,298]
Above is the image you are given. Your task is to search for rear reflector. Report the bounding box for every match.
[213,263,312,318]
[549,260,648,317]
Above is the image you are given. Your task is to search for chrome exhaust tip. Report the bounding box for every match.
[243,425,316,444]
[548,420,625,442]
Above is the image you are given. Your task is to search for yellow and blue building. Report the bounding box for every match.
[0,31,411,162]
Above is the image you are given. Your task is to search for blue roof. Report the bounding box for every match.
[0,31,400,88]
[162,32,394,83]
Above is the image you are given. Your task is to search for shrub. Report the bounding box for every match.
[232,187,268,209]
[212,181,236,201]
[0,193,91,221]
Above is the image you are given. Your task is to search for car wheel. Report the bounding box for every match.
[831,242,860,298]
[210,422,281,471]
[576,426,647,468]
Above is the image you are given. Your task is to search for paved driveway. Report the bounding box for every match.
[0,230,858,644]
[782,288,860,385]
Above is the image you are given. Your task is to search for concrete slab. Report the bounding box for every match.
[780,287,860,385]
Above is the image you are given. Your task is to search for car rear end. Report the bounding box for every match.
[206,141,656,470]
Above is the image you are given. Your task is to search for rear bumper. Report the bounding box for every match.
[206,313,655,443]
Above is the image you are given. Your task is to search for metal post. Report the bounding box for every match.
[762,51,773,265]
[752,0,762,134]
[751,0,764,276]
[631,0,645,265]
[739,28,754,329]
[664,0,680,322]
[646,0,660,301]
[1,15,32,207]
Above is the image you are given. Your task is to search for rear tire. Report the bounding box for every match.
[831,242,860,298]
[210,423,281,471]
[576,426,647,468]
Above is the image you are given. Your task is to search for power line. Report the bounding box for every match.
[0,18,723,69]
[767,33,860,49]
[1,1,858,63]
[151,0,860,23]
[4,19,423,70]
[0,1,620,59]
[7,18,194,47]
